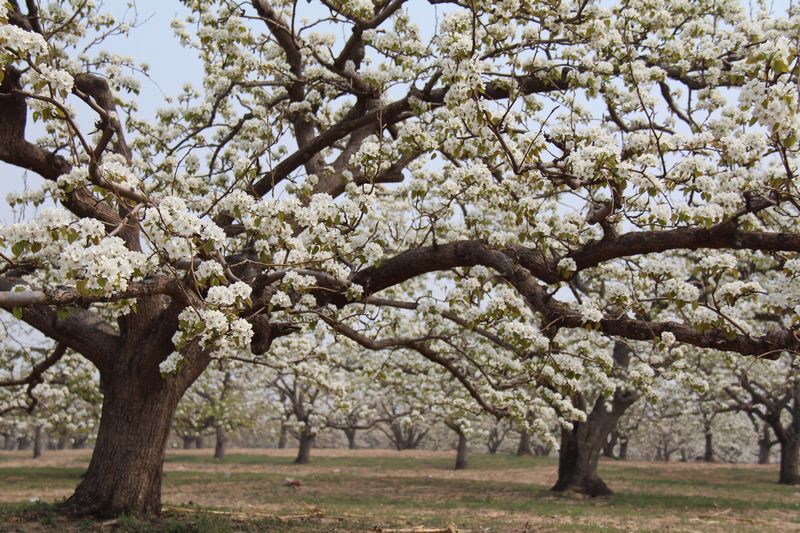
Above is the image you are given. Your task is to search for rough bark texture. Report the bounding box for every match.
[295,431,314,464]
[552,390,637,496]
[61,377,183,517]
[516,431,534,456]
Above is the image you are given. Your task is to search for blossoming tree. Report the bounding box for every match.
[2,0,800,517]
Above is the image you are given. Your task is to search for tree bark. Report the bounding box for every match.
[344,428,357,450]
[778,435,799,485]
[194,436,204,449]
[33,425,43,459]
[703,432,715,462]
[72,436,88,449]
[61,363,190,517]
[618,438,628,460]
[57,436,68,450]
[516,431,533,456]
[277,421,288,449]
[551,389,637,497]
[295,430,314,464]
[214,425,226,461]
[182,436,194,450]
[455,431,468,470]
[602,430,618,459]
[17,436,31,450]
[758,425,772,464]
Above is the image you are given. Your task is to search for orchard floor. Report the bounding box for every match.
[1,448,799,532]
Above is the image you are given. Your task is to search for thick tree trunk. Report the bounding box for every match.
[455,432,468,470]
[182,436,194,450]
[214,425,226,461]
[778,436,799,485]
[61,373,185,517]
[33,425,43,459]
[194,436,204,449]
[516,431,533,456]
[703,432,715,462]
[552,389,637,497]
[295,430,314,464]
[344,428,357,450]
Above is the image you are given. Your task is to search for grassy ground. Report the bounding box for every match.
[0,448,799,532]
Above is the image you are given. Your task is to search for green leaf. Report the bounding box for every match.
[12,307,23,319]
[771,57,790,74]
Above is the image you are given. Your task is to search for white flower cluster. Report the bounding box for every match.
[171,306,253,359]
[142,196,225,261]
[59,237,148,296]
[205,282,252,308]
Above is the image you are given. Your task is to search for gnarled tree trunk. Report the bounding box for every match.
[552,389,637,497]
[61,377,184,517]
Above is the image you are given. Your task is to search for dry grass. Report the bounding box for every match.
[1,448,799,532]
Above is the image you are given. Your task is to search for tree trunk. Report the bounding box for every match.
[295,430,314,464]
[778,435,799,485]
[57,436,68,450]
[516,431,533,456]
[194,436,204,449]
[455,431,468,470]
[17,436,31,450]
[602,430,618,458]
[703,432,715,462]
[72,436,88,449]
[33,425,43,459]
[344,428,357,450]
[214,425,226,461]
[618,438,628,460]
[552,389,637,497]
[758,425,773,464]
[277,422,287,449]
[182,436,194,450]
[61,372,186,517]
